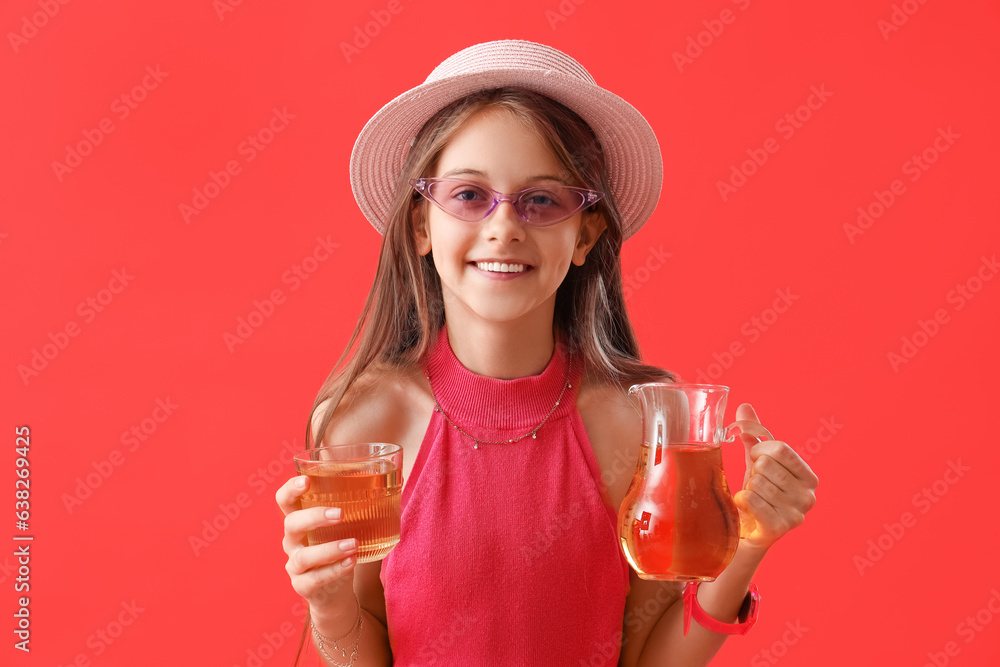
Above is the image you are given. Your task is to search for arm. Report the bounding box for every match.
[280,367,433,666]
[306,558,393,667]
[632,543,767,667]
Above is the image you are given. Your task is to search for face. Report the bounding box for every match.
[412,109,606,330]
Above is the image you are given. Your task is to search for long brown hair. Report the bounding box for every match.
[293,86,675,666]
[307,86,674,450]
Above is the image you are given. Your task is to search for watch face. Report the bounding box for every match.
[683,581,760,636]
[738,584,761,626]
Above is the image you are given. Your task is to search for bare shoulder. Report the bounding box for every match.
[575,371,643,509]
[310,360,434,453]
[576,371,640,438]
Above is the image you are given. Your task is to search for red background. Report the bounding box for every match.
[3,0,999,665]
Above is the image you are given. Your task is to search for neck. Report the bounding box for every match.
[444,313,557,379]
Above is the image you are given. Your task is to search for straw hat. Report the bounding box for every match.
[349,38,663,240]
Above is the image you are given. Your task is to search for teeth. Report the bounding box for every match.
[476,262,526,273]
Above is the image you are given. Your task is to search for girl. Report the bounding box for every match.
[276,39,818,667]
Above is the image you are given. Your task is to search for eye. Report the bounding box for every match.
[523,189,565,208]
[454,187,486,202]
[442,181,490,202]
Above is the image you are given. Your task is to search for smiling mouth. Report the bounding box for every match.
[474,261,528,273]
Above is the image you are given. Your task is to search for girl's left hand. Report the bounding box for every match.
[732,403,819,553]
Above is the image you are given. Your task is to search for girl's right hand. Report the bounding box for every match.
[277,475,358,617]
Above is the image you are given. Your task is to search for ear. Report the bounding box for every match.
[572,210,607,266]
[411,201,432,256]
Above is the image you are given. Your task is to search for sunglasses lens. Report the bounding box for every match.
[426,180,494,221]
[519,188,585,225]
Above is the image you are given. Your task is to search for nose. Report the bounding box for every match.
[482,198,527,243]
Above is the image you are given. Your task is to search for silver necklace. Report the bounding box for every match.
[423,353,573,450]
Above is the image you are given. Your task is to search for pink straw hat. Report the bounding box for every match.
[349,39,663,240]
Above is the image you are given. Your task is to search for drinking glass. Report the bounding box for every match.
[294,443,403,563]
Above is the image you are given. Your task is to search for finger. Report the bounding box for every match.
[276,475,311,516]
[282,506,342,553]
[286,537,359,577]
[734,488,779,526]
[289,556,358,599]
[750,455,818,513]
[745,470,789,508]
[748,441,819,488]
[733,490,805,536]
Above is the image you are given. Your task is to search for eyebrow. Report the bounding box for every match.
[439,168,570,185]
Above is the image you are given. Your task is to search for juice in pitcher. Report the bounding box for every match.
[619,441,739,581]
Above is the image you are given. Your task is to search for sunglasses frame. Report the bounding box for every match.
[409,177,604,227]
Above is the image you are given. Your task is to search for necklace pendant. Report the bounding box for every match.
[473,440,479,449]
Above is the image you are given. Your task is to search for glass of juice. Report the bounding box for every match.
[294,443,403,563]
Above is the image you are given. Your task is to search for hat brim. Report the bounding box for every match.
[350,67,662,240]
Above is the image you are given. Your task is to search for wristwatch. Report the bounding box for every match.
[682,581,760,636]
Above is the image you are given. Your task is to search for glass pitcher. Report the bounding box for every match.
[617,383,772,581]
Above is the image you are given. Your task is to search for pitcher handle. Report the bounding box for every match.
[723,420,774,539]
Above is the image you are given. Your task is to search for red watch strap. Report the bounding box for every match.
[682,581,760,636]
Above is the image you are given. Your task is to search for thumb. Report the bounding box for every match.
[735,402,760,425]
[735,403,762,454]
[734,403,760,487]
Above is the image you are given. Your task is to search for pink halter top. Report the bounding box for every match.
[381,329,630,665]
